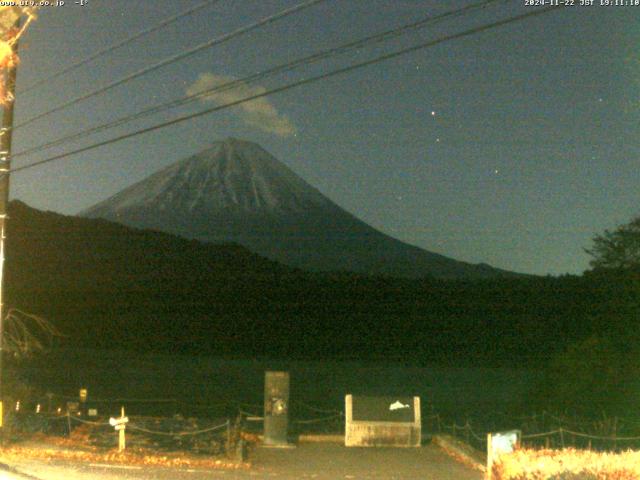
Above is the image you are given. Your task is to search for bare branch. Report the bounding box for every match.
[3,308,63,358]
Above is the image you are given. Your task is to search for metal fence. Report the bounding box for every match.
[11,392,640,453]
[436,410,640,453]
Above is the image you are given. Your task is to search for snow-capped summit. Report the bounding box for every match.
[82,138,512,279]
[88,138,330,215]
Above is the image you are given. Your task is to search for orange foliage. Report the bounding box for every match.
[493,448,640,480]
[240,431,261,443]
[0,6,36,104]
[0,433,250,471]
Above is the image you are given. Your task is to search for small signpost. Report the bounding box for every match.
[487,430,521,479]
[79,388,88,416]
[109,407,129,452]
[66,401,80,415]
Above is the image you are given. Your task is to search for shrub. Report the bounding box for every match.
[493,448,640,480]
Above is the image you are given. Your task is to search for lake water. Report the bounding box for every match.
[17,349,542,426]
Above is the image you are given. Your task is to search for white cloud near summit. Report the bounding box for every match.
[186,73,296,138]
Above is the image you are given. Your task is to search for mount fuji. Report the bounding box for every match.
[82,138,513,279]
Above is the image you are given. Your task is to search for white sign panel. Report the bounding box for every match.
[109,416,129,427]
[491,430,520,456]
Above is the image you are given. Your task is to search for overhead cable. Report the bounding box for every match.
[12,0,330,130]
[13,0,507,159]
[18,0,223,94]
[8,5,562,177]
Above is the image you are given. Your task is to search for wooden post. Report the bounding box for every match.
[486,432,493,480]
[118,406,126,452]
[465,419,470,445]
[0,16,21,432]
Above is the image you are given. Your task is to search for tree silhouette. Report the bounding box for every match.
[585,216,640,270]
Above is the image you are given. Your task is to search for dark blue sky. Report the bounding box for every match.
[8,0,640,275]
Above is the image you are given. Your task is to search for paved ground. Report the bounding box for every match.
[2,460,239,479]
[249,442,483,480]
[2,442,482,479]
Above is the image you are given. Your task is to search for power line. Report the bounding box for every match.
[11,0,330,131]
[13,0,507,159]
[7,5,562,177]
[18,0,223,94]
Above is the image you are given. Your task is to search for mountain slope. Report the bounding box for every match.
[3,201,606,365]
[82,138,514,279]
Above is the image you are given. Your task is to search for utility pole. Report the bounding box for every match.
[0,16,20,429]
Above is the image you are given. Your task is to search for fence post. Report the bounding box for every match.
[465,420,470,445]
[118,406,126,452]
[559,428,564,448]
[613,417,618,451]
[486,433,493,480]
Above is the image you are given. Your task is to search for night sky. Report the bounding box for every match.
[8,0,639,276]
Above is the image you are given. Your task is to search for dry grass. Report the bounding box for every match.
[493,448,640,479]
